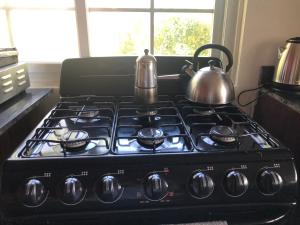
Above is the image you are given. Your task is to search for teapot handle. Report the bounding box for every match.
[193,44,233,72]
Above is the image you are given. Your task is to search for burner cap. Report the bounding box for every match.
[79,110,99,118]
[71,110,100,123]
[61,130,89,150]
[136,108,158,116]
[54,127,69,137]
[193,108,214,116]
[137,127,164,146]
[209,126,237,144]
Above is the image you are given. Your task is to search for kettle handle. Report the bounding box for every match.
[193,44,233,72]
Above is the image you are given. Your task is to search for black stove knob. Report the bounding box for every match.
[96,176,123,203]
[144,173,168,201]
[61,177,85,205]
[189,172,214,199]
[24,179,47,207]
[257,170,283,195]
[224,171,248,197]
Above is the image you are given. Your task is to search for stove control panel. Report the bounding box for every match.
[1,159,297,217]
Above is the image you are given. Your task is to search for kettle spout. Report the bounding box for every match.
[182,60,196,77]
[278,46,285,59]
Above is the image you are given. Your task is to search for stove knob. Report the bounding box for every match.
[96,176,123,203]
[144,174,168,201]
[224,171,248,197]
[257,170,283,195]
[189,172,214,199]
[61,177,85,205]
[24,179,47,207]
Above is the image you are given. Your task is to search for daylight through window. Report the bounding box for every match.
[1,0,221,62]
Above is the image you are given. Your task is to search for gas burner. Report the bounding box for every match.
[209,125,237,144]
[69,106,100,123]
[136,108,158,116]
[79,110,99,118]
[53,127,69,137]
[137,127,164,147]
[193,108,214,116]
[61,130,89,150]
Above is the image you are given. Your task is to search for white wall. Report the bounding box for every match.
[234,0,300,114]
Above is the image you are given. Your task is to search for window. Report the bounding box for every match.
[1,0,79,62]
[87,0,216,56]
[1,0,224,62]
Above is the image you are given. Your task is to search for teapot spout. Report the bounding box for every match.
[182,60,196,77]
[278,46,285,59]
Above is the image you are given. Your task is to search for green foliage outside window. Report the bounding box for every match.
[120,16,211,56]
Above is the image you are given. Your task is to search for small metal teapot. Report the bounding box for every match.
[134,49,158,105]
[185,44,234,105]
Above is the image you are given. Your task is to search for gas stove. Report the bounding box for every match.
[0,57,298,225]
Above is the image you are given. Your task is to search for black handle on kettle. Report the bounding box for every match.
[193,44,233,72]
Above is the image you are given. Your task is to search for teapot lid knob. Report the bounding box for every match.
[144,49,149,55]
[208,60,217,70]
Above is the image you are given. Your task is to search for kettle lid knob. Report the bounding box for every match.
[136,49,157,64]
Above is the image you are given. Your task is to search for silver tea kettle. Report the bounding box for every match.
[273,37,300,91]
[185,44,234,105]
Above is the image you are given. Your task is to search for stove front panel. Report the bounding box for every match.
[1,156,297,222]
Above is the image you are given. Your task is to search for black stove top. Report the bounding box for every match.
[19,95,280,158]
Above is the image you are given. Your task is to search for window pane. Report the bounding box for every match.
[9,9,79,62]
[88,12,150,56]
[0,10,11,47]
[154,0,215,9]
[2,0,74,8]
[87,0,149,9]
[154,13,213,56]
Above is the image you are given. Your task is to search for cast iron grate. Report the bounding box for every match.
[21,96,116,158]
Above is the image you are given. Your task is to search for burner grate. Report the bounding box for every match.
[21,96,116,158]
[175,95,279,152]
[113,96,193,154]
[19,94,282,157]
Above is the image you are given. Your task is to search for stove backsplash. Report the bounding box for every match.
[59,56,221,97]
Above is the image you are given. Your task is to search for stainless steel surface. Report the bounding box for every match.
[137,127,164,146]
[0,48,18,68]
[209,125,237,143]
[183,64,195,78]
[0,63,30,105]
[185,44,234,105]
[135,49,158,104]
[182,60,195,78]
[136,108,158,116]
[134,86,158,105]
[273,37,300,86]
[157,74,181,80]
[61,130,89,149]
